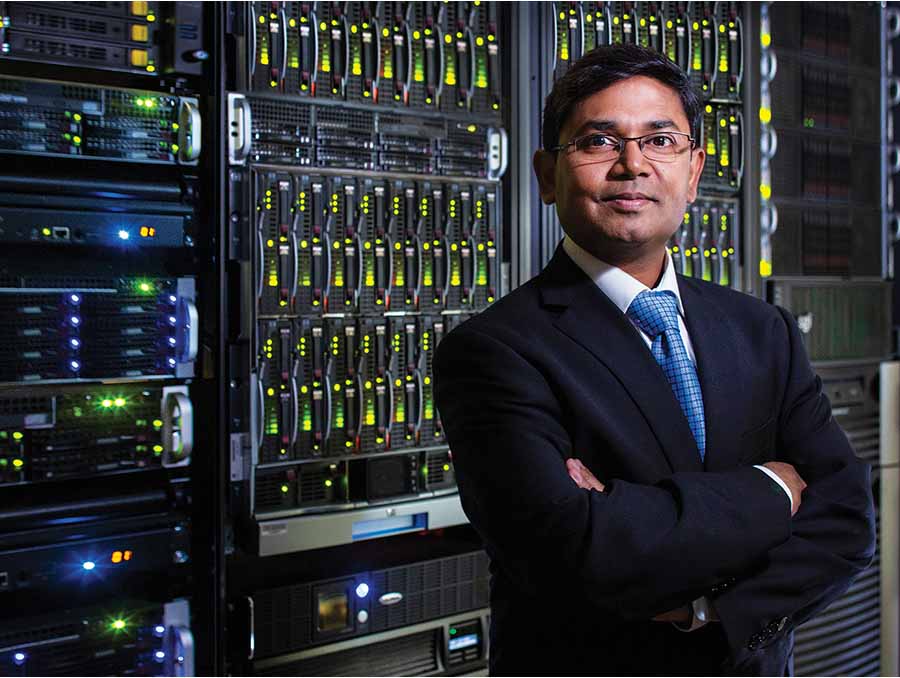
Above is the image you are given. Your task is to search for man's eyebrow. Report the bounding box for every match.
[570,118,682,136]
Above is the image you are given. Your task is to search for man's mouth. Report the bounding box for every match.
[602,193,655,211]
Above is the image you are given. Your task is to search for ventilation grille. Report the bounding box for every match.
[22,37,109,62]
[793,473,881,676]
[255,470,293,513]
[256,629,438,677]
[842,412,880,465]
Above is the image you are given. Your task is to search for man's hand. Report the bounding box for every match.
[566,458,605,492]
[762,461,807,516]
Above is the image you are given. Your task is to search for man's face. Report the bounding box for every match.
[534,75,705,263]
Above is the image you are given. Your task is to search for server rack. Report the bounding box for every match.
[0,1,219,674]
[222,2,509,674]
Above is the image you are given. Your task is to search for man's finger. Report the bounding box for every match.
[566,458,605,492]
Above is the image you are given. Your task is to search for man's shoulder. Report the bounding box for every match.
[449,277,546,337]
[678,274,785,323]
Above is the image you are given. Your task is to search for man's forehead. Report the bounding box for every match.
[565,79,690,133]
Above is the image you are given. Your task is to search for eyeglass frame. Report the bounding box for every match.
[548,130,698,160]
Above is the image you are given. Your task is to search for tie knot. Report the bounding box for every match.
[626,290,681,338]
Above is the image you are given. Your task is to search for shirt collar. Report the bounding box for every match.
[562,234,686,317]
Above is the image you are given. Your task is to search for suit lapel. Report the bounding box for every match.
[677,275,741,471]
[538,245,703,473]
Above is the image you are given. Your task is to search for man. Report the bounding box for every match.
[433,44,875,676]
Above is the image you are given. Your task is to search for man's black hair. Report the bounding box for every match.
[541,44,702,151]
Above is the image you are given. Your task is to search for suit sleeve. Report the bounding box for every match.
[434,322,793,619]
[711,306,876,658]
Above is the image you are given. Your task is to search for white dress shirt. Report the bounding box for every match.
[562,236,794,630]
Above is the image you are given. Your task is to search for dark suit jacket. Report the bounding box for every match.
[433,244,876,676]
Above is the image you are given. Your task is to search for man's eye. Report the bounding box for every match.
[583,134,616,148]
[647,134,676,147]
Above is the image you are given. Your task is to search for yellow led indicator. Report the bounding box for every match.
[324,479,333,487]
[131,24,149,41]
[12,458,24,468]
[759,107,772,124]
[759,184,772,200]
[112,619,127,630]
[761,32,772,47]
[443,464,451,472]
[759,260,772,277]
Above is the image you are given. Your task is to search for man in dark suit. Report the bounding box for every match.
[433,45,875,675]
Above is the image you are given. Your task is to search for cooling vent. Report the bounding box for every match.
[256,629,439,677]
[299,466,328,503]
[0,395,53,418]
[842,412,879,464]
[793,470,881,676]
[255,472,292,512]
[22,37,108,62]
[0,620,85,649]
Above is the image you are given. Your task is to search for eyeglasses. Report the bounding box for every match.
[550,131,696,162]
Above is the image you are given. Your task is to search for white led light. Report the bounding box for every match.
[82,560,95,571]
[118,230,130,241]
[355,583,369,598]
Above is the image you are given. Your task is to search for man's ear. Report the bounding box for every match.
[533,150,558,205]
[685,147,706,203]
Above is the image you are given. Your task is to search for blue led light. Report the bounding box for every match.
[154,625,166,637]
[168,315,177,325]
[70,338,81,349]
[169,295,177,304]
[167,357,176,367]
[70,316,81,327]
[154,650,166,662]
[13,652,25,665]
[355,583,370,598]
[69,293,81,304]
[118,230,130,241]
[70,360,80,371]
[82,560,95,571]
[168,337,177,346]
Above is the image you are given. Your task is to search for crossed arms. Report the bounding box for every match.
[433,307,875,654]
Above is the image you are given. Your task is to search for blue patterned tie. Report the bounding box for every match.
[626,290,706,461]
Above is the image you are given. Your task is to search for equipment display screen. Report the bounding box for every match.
[317,591,350,633]
[448,633,479,651]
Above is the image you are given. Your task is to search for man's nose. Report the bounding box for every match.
[610,138,650,176]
